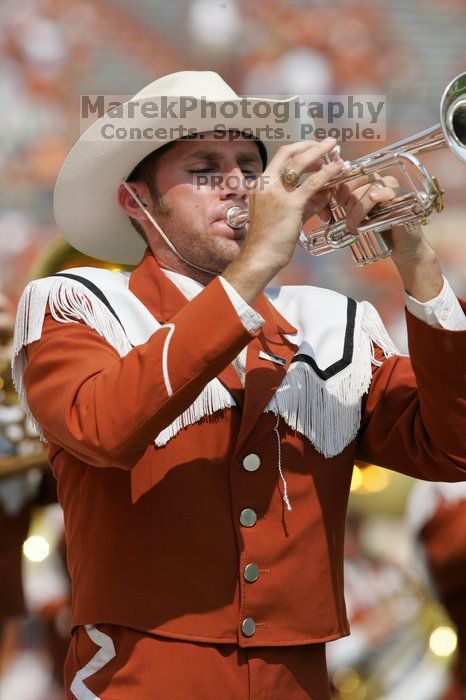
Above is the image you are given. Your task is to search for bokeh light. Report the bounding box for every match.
[332,667,365,697]
[429,626,458,657]
[350,464,390,494]
[362,465,390,493]
[22,535,50,563]
[350,465,364,492]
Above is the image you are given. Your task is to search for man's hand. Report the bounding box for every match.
[223,138,344,304]
[335,174,444,302]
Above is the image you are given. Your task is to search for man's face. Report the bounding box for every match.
[146,133,264,273]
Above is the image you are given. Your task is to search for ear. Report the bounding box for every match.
[117,181,149,222]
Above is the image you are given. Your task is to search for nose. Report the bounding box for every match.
[219,163,250,202]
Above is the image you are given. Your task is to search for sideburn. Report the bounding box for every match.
[152,193,172,219]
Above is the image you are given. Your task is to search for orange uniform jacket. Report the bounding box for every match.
[21,251,466,647]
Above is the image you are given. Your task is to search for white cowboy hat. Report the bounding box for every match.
[54,71,311,264]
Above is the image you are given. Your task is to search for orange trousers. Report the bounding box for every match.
[64,624,331,699]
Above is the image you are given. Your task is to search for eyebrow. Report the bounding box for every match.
[182,150,262,166]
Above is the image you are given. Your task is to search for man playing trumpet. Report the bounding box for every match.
[12,71,466,699]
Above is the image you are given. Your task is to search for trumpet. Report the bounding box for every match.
[226,71,466,266]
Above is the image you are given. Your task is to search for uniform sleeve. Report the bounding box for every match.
[356,300,466,481]
[24,277,258,470]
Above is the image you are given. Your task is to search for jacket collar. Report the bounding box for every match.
[129,248,187,322]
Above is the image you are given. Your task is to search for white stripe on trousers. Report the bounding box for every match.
[70,625,116,700]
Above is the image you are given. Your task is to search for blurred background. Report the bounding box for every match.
[0,0,465,697]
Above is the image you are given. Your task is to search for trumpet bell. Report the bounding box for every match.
[300,70,466,265]
[441,71,466,160]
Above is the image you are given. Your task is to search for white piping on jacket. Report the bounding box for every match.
[161,323,175,397]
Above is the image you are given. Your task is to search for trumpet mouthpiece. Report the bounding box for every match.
[225,206,249,229]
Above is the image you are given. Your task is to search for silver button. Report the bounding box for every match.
[244,563,260,583]
[241,617,256,637]
[240,508,257,527]
[441,310,449,321]
[242,453,261,472]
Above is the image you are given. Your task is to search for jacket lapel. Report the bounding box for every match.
[128,248,187,323]
[236,292,298,453]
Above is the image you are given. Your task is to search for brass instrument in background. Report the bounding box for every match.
[0,301,12,380]
[227,71,466,266]
[0,293,49,479]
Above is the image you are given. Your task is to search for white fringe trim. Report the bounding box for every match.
[264,301,400,458]
[154,380,236,447]
[11,276,133,440]
[360,300,402,366]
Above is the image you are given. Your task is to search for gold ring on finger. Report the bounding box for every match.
[280,167,300,188]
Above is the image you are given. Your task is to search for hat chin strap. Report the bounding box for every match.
[121,181,221,276]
